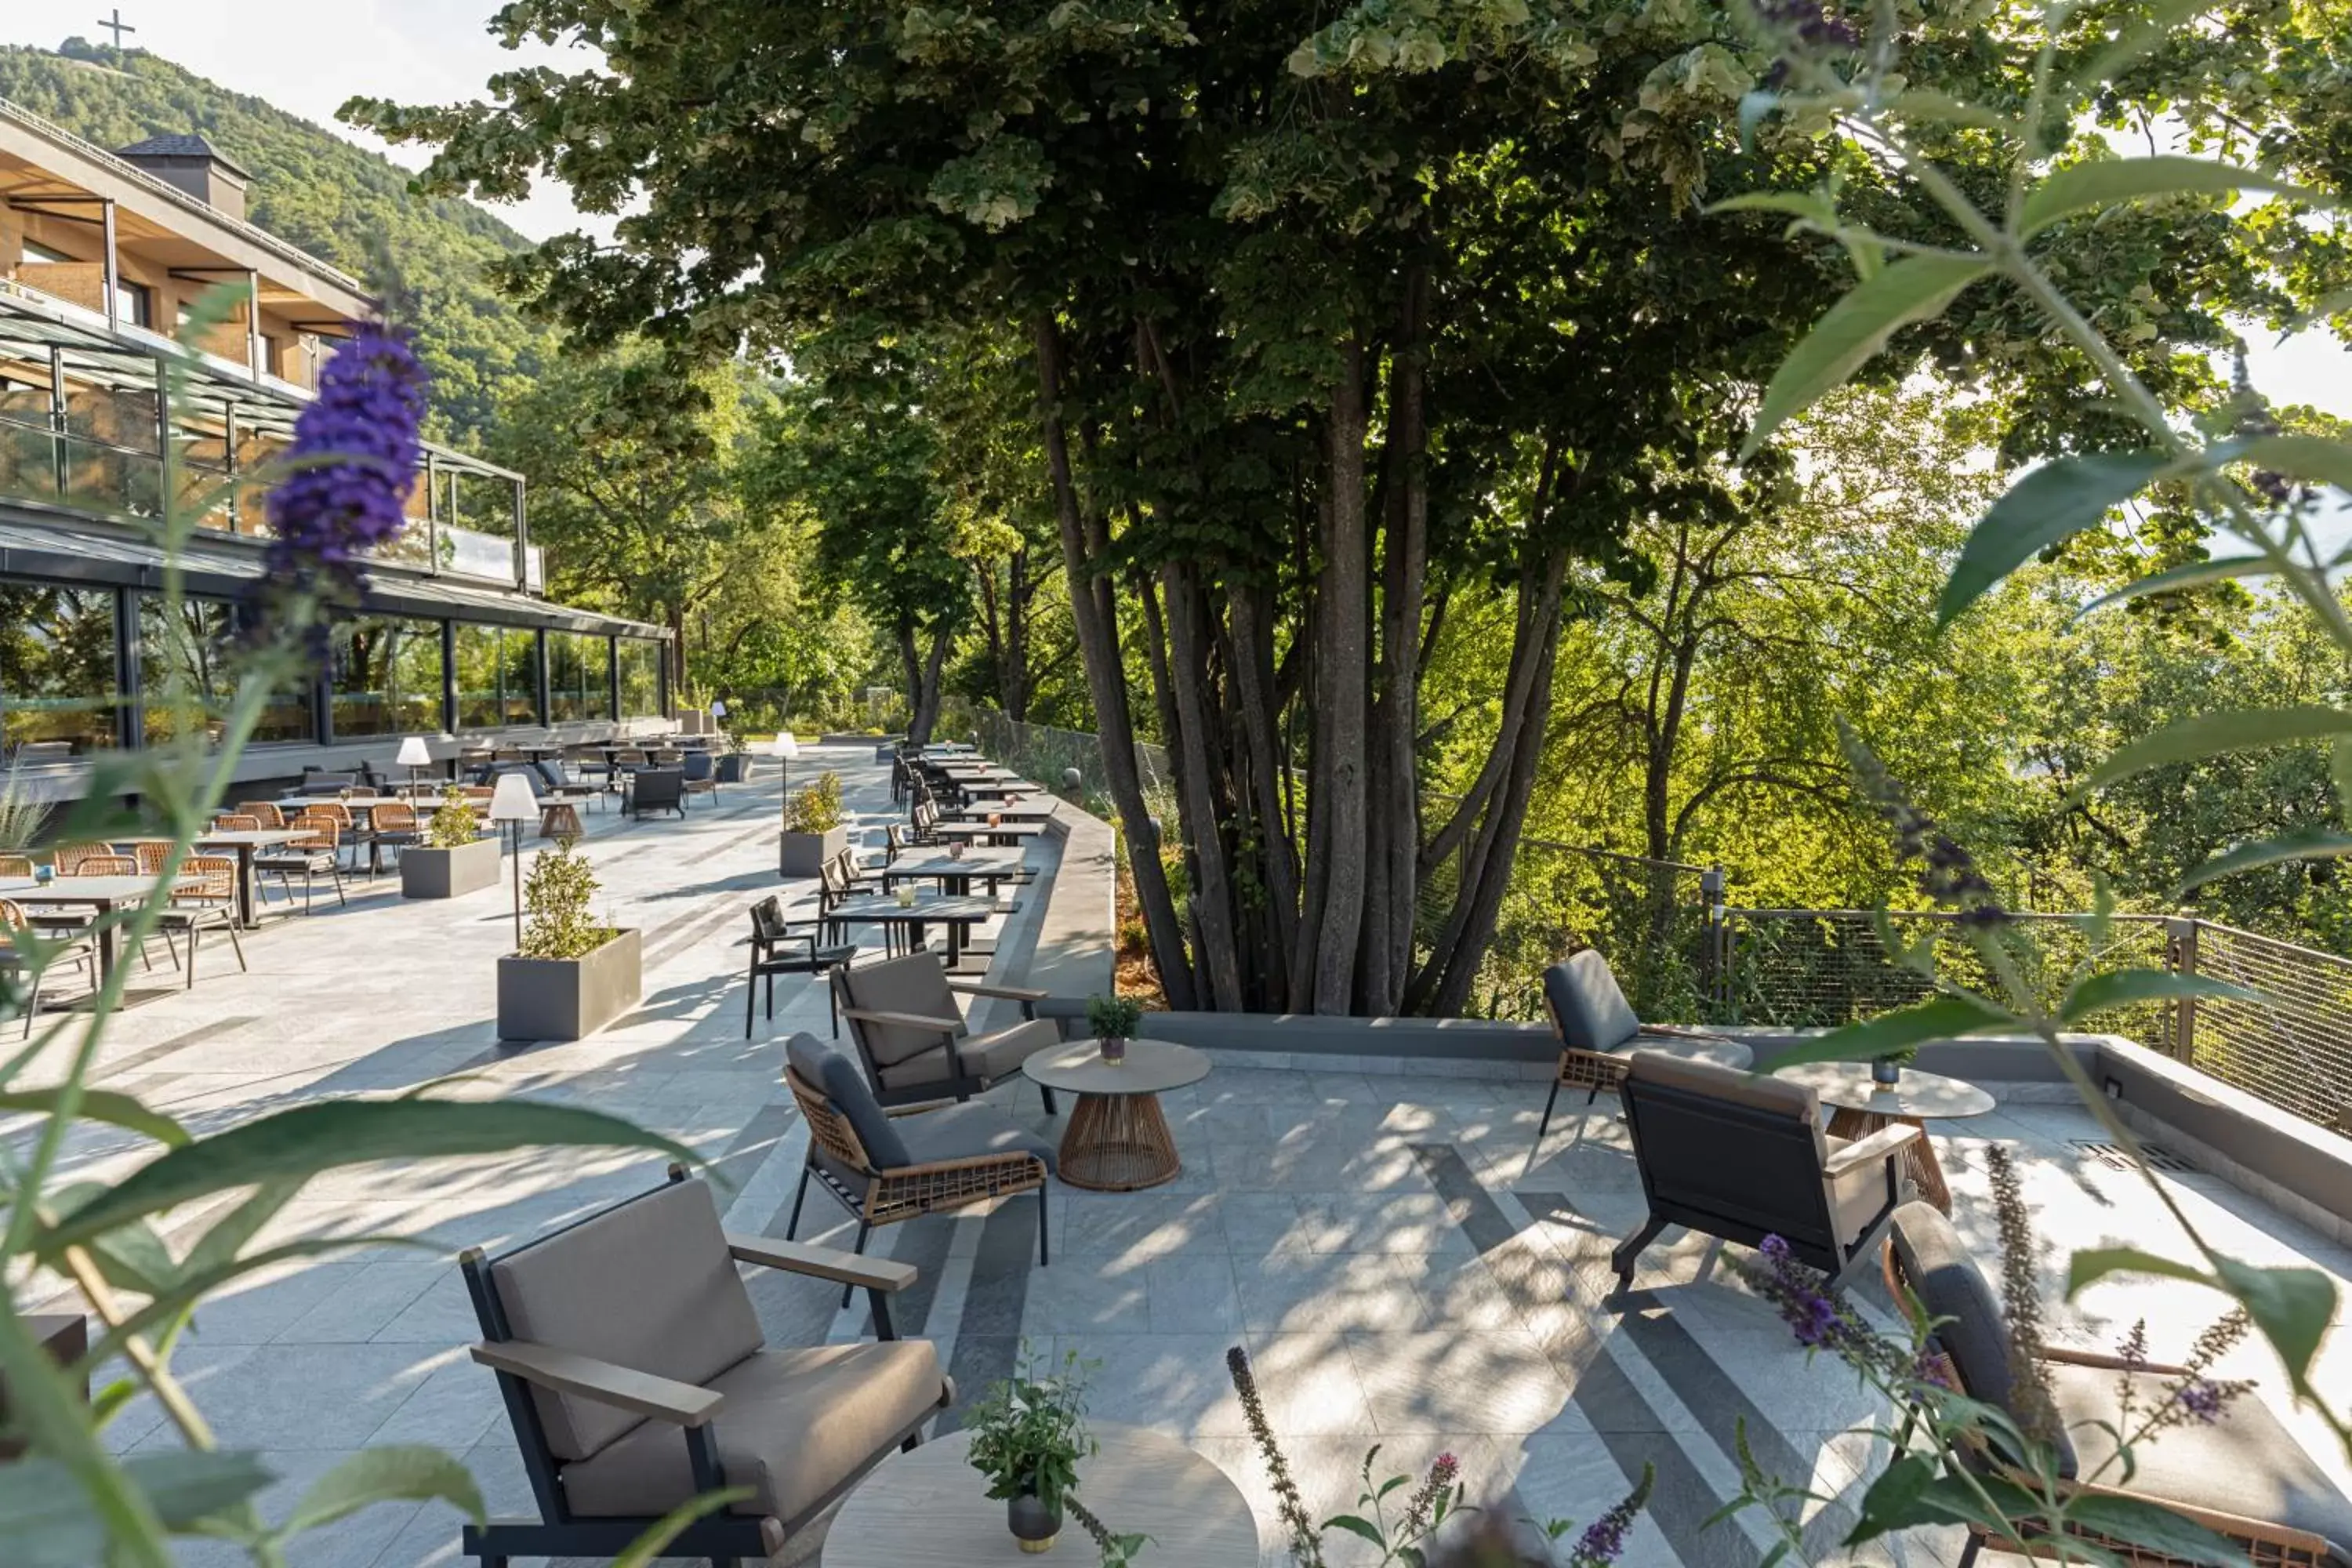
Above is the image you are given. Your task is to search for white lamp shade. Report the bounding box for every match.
[394,736,433,767]
[771,731,800,760]
[487,771,541,822]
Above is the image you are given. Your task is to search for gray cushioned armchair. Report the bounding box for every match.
[1886,1200,2352,1567]
[831,949,1063,1111]
[458,1167,951,1567]
[1612,1050,1917,1295]
[1538,949,1751,1142]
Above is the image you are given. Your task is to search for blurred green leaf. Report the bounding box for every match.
[1758,993,2016,1071]
[2059,969,2262,1022]
[279,1446,484,1537]
[2019,156,2329,238]
[0,1450,274,1567]
[0,1089,189,1148]
[2063,1496,2245,1566]
[1940,452,2169,626]
[2078,706,2352,795]
[2176,830,2352,893]
[2232,433,2352,496]
[609,1487,754,1568]
[179,1179,303,1279]
[2067,1247,2333,1400]
[41,1099,699,1253]
[1743,256,1991,456]
[2071,556,2278,622]
[1846,1452,1936,1544]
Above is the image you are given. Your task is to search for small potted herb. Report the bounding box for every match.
[401,785,499,899]
[1087,994,1143,1065]
[496,840,641,1040]
[965,1347,1101,1555]
[1871,1044,1916,1087]
[779,771,849,877]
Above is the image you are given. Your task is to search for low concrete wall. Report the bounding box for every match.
[1022,803,1117,1014]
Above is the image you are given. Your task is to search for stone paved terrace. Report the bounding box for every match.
[13,746,2352,1567]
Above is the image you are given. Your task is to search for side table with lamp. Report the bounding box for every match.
[487,771,540,949]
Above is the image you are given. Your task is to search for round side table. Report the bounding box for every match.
[1771,1061,1997,1213]
[828,1422,1258,1566]
[1022,1038,1211,1192]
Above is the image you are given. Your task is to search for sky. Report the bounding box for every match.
[2,5,2346,419]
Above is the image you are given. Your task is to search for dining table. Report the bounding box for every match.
[879,848,1026,898]
[930,819,1046,848]
[822,894,999,969]
[0,873,197,985]
[946,800,1054,822]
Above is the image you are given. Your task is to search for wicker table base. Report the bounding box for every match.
[1058,1090,1183,1191]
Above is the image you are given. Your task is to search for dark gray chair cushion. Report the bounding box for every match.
[682,750,715,782]
[894,1101,1057,1175]
[786,1031,909,1168]
[1889,1200,2078,1476]
[1544,949,1642,1053]
[530,760,572,793]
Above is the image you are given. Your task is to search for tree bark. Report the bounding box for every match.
[1305,341,1372,1014]
[1228,579,1298,1004]
[1163,563,1246,1008]
[1033,314,1199,1010]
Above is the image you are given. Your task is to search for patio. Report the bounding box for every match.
[15,744,2351,1567]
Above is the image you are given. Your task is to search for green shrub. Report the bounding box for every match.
[518,841,615,959]
[787,771,845,833]
[425,785,481,848]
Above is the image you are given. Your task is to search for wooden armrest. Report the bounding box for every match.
[470,1340,723,1427]
[1823,1122,1922,1177]
[2040,1346,2195,1376]
[839,1007,963,1033]
[947,980,1047,1003]
[726,1232,916,1293]
[1638,1025,1740,1046]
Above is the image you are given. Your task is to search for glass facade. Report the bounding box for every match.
[618,637,664,719]
[1,579,122,757]
[328,616,445,739]
[455,623,541,729]
[138,594,315,746]
[547,632,612,724]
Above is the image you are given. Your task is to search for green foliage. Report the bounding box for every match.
[963,1345,1098,1512]
[517,841,612,960]
[424,785,480,849]
[0,42,552,445]
[1085,993,1144,1040]
[786,772,846,835]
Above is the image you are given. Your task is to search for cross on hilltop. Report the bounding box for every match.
[96,9,136,48]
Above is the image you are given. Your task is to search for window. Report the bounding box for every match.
[21,238,72,265]
[0,579,121,757]
[328,616,443,739]
[547,632,612,723]
[138,593,313,746]
[618,638,664,719]
[453,623,539,728]
[114,278,154,328]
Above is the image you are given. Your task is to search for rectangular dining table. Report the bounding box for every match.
[880,849,1027,898]
[931,819,1046,847]
[0,875,195,984]
[822,894,999,968]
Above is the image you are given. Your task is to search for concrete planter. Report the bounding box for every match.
[716,751,753,784]
[779,825,848,877]
[497,927,642,1042]
[400,837,500,900]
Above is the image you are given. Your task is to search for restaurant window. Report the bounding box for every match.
[328,615,444,739]
[618,637,663,719]
[0,579,121,758]
[547,632,612,723]
[137,593,314,746]
[454,623,540,728]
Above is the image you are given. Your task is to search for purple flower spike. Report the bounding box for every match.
[264,321,426,590]
[2177,1380,2225,1424]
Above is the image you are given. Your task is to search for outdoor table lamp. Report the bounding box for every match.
[394,735,433,797]
[488,771,541,947]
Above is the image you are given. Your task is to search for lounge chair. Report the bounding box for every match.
[1610,1050,1916,1295]
[1885,1199,2352,1567]
[830,950,1061,1110]
[1537,949,1751,1141]
[458,1166,952,1566]
[627,768,686,820]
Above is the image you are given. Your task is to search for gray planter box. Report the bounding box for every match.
[497,927,642,1042]
[400,837,500,900]
[716,752,750,784]
[780,825,849,877]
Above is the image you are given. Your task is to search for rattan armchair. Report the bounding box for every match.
[1883,1200,2352,1567]
[0,897,95,1035]
[255,814,347,913]
[1537,949,1751,1142]
[783,1032,1051,1305]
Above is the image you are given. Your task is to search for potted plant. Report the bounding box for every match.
[715,728,751,784]
[1871,1045,1915,1087]
[400,786,500,899]
[965,1347,1100,1555]
[1087,994,1143,1065]
[779,771,849,877]
[496,841,641,1040]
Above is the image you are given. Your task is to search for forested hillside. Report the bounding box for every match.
[0,40,549,445]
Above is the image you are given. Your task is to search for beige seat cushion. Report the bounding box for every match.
[844,953,964,1073]
[877,1043,955,1091]
[561,1341,947,1523]
[956,1017,1059,1081]
[2048,1360,2352,1565]
[489,1179,763,1461]
[1821,1134,1896,1246]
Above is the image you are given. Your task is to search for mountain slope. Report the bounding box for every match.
[0,41,550,445]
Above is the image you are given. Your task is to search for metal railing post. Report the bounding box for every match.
[2166,916,2200,1063]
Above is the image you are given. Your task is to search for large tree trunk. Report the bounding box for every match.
[1361,270,1429,1016]
[1033,314,1200,1010]
[1162,562,1247,1008]
[1228,579,1298,1005]
[1303,342,1372,1014]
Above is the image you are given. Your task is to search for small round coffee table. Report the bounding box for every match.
[1023,1038,1210,1192]
[829,1421,1258,1566]
[1772,1061,1996,1214]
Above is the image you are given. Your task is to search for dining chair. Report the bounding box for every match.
[234,801,287,829]
[0,898,96,1035]
[255,815,347,913]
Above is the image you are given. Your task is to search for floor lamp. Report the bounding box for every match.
[771,730,799,876]
[488,771,541,949]
[395,735,433,798]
